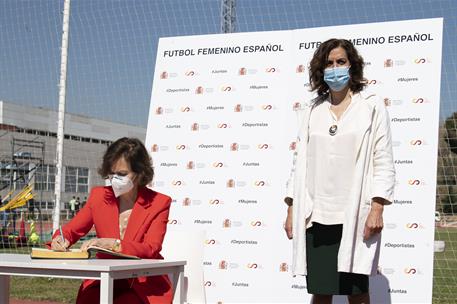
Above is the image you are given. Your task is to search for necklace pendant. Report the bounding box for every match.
[329,124,338,136]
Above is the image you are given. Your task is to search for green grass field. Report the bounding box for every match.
[10,277,79,303]
[433,227,457,304]
[2,229,457,303]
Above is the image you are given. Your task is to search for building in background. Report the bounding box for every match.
[0,100,146,212]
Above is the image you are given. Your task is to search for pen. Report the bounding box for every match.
[59,225,66,250]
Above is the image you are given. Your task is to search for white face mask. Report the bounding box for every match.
[110,174,134,197]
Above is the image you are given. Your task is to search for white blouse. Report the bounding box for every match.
[306,96,361,226]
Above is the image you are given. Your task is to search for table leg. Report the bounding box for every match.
[0,275,10,304]
[100,272,114,304]
[172,266,185,304]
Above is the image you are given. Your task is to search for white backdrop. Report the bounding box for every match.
[146,18,443,303]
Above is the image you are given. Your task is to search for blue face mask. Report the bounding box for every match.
[323,66,350,92]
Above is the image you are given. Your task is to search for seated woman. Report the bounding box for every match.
[51,137,173,304]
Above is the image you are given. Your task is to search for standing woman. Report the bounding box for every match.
[284,39,395,304]
[50,137,173,303]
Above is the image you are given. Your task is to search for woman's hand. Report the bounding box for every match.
[284,206,293,239]
[363,201,384,241]
[50,237,70,251]
[80,238,117,252]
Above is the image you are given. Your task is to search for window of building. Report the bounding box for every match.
[65,166,89,193]
[0,162,11,190]
[35,164,56,192]
[11,163,29,190]
[0,162,37,191]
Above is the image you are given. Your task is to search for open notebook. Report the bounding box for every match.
[30,246,140,259]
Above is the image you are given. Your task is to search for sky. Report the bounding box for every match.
[1,0,456,127]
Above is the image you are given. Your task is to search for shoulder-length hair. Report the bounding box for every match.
[98,137,154,187]
[309,38,366,96]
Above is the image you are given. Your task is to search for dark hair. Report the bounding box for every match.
[309,38,366,96]
[98,137,154,187]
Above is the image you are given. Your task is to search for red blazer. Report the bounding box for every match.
[53,186,173,303]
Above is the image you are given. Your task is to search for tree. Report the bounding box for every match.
[437,113,457,214]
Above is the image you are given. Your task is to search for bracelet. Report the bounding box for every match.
[284,197,293,207]
[112,239,121,252]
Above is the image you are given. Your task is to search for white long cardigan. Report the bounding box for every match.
[286,91,395,276]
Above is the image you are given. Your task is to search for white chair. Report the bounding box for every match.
[161,229,206,304]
